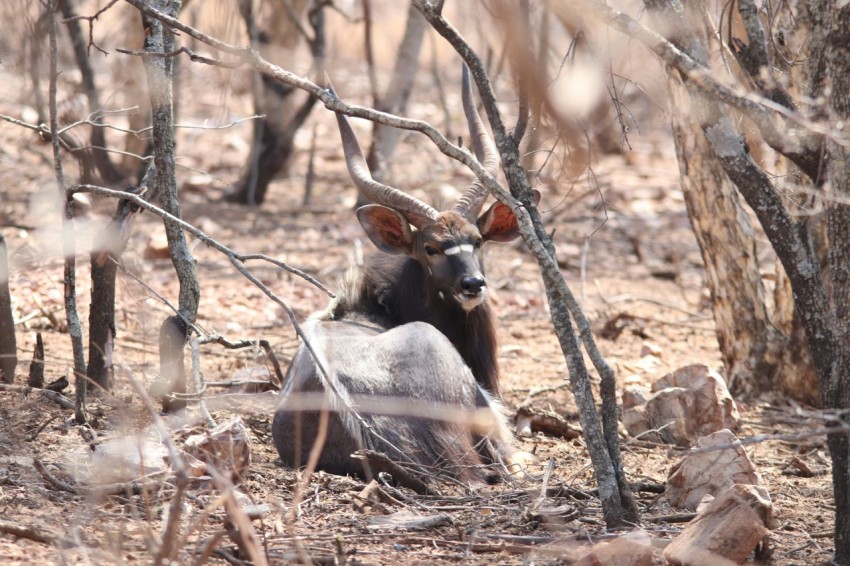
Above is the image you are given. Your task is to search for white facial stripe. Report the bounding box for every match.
[443,244,474,256]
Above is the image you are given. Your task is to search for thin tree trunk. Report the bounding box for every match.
[414,0,639,528]
[59,0,124,185]
[227,0,314,206]
[814,2,850,559]
[87,250,117,392]
[0,234,16,384]
[363,2,428,197]
[140,0,200,412]
[48,0,88,424]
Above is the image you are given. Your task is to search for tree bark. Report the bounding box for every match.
[362,2,428,204]
[226,0,316,206]
[140,0,199,412]
[812,2,850,559]
[0,234,16,384]
[668,82,779,398]
[653,0,819,404]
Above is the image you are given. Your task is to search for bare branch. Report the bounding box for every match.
[0,383,75,410]
[115,45,243,68]
[70,184,334,296]
[412,0,639,526]
[551,0,829,180]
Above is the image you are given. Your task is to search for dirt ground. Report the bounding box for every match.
[0,18,838,565]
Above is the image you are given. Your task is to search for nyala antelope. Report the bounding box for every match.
[273,67,534,483]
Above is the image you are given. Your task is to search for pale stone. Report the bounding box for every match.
[575,529,654,566]
[665,429,762,510]
[621,364,740,446]
[664,484,774,565]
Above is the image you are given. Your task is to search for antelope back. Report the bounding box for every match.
[272,317,514,483]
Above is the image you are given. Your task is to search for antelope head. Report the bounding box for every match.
[334,67,535,312]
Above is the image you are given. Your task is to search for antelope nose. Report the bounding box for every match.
[462,276,486,294]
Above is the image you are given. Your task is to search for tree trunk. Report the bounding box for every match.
[60,0,124,185]
[669,79,782,396]
[0,234,16,384]
[651,0,819,404]
[140,1,200,412]
[812,2,850,559]
[361,2,428,205]
[87,250,117,392]
[226,0,313,206]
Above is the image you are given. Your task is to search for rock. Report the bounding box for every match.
[184,417,252,485]
[664,484,774,565]
[621,403,654,441]
[666,429,761,510]
[653,364,740,436]
[575,529,654,566]
[621,364,740,446]
[622,385,649,409]
[646,387,697,445]
[640,341,662,358]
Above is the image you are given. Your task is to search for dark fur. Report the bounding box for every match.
[333,254,501,397]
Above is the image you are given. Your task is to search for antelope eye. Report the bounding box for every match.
[425,246,439,256]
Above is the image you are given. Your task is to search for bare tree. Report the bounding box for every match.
[554,0,850,559]
[225,0,324,206]
[412,0,640,527]
[138,0,200,412]
[360,1,428,206]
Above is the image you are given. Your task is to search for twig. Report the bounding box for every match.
[644,512,697,524]
[119,364,191,565]
[116,45,242,69]
[28,414,60,442]
[533,457,556,510]
[221,483,269,566]
[0,520,62,546]
[192,529,227,566]
[34,456,170,496]
[351,450,435,495]
[197,335,285,388]
[33,458,78,493]
[71,184,333,297]
[0,383,75,410]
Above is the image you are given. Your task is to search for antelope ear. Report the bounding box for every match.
[356,205,414,255]
[478,190,541,242]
